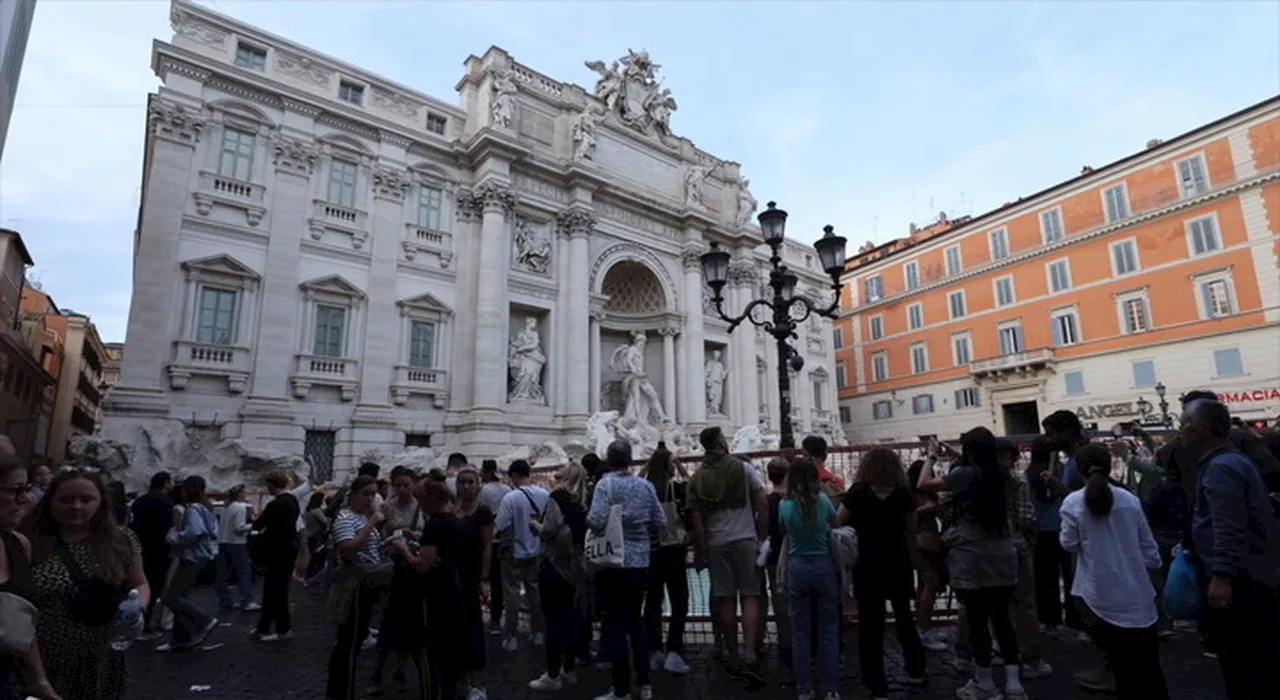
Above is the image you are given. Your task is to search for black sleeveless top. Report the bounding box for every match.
[0,529,34,601]
[1,529,34,674]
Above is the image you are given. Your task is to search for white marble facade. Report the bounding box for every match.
[104,1,841,479]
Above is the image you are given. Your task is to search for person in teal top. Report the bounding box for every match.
[779,491,835,556]
[779,458,840,700]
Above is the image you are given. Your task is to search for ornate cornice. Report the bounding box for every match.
[474,181,516,214]
[149,99,205,146]
[681,242,708,271]
[556,208,597,239]
[155,56,210,84]
[280,96,322,118]
[380,130,412,149]
[272,135,319,176]
[316,112,379,141]
[372,167,412,202]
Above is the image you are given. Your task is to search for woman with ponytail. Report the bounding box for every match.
[1060,443,1167,700]
[780,458,840,700]
[917,427,1024,700]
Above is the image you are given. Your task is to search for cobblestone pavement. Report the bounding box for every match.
[127,583,1228,700]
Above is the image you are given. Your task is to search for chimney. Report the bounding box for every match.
[1146,138,1164,149]
[1080,166,1095,175]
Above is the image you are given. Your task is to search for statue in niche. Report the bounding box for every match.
[508,317,547,403]
[571,109,603,160]
[491,71,517,129]
[734,177,758,229]
[683,163,713,209]
[512,218,552,273]
[705,349,728,416]
[610,331,667,426]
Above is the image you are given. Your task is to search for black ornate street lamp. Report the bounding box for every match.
[1155,382,1170,426]
[701,202,846,450]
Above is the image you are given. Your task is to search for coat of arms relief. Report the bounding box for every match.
[584,49,678,137]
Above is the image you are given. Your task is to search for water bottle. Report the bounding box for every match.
[109,589,144,651]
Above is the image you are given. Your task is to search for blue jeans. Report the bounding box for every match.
[216,543,254,608]
[787,554,841,694]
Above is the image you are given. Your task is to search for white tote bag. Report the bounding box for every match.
[584,478,625,569]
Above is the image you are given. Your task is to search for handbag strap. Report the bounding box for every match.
[54,542,90,586]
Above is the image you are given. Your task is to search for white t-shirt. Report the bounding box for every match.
[1060,485,1162,628]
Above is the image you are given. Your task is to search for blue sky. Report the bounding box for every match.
[1,0,1276,342]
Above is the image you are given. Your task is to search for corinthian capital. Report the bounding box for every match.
[680,242,709,271]
[272,134,319,176]
[556,208,597,238]
[473,181,516,214]
[149,99,205,146]
[454,190,481,223]
[727,260,759,286]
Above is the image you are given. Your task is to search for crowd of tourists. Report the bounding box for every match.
[0,388,1276,700]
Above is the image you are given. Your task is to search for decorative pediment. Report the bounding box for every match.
[299,274,365,300]
[811,366,830,380]
[181,254,260,282]
[397,292,452,318]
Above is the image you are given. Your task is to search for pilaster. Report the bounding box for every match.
[109,99,206,416]
[351,164,411,428]
[728,259,761,430]
[679,240,708,427]
[559,208,597,418]
[242,131,317,414]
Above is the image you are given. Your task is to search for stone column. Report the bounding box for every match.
[728,260,761,430]
[679,242,708,427]
[108,100,206,415]
[588,307,604,412]
[661,327,677,420]
[470,182,516,410]
[558,209,596,418]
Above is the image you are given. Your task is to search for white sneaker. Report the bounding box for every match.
[1022,660,1053,679]
[650,651,665,671]
[955,680,1003,700]
[593,692,629,700]
[921,628,949,652]
[467,688,488,700]
[528,673,562,691]
[503,636,518,652]
[533,632,546,646]
[663,652,691,675]
[797,692,814,700]
[562,670,579,687]
[258,631,294,642]
[639,686,653,700]
[823,693,840,700]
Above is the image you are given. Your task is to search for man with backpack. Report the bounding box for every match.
[494,459,550,652]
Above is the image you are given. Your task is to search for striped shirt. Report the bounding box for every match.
[332,509,386,565]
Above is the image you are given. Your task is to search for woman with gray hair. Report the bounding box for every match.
[587,441,667,700]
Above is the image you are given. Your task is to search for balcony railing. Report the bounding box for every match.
[401,224,454,267]
[391,365,448,408]
[193,171,267,226]
[970,347,1056,378]
[290,353,359,401]
[312,200,368,230]
[167,340,252,394]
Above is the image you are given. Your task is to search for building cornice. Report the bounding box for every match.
[153,44,463,158]
[170,0,463,119]
[845,105,1280,276]
[845,168,1280,316]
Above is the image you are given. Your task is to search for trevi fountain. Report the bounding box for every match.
[98,4,844,490]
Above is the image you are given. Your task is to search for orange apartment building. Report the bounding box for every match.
[0,228,56,463]
[835,96,1280,441]
[19,287,110,461]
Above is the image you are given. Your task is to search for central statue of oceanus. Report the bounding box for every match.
[610,331,667,427]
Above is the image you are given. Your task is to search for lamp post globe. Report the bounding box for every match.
[757,201,788,245]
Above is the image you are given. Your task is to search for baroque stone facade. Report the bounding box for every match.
[104,1,841,480]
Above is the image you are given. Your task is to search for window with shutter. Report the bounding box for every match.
[1201,279,1232,317]
[1188,217,1219,255]
[1177,156,1208,197]
[1104,184,1130,222]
